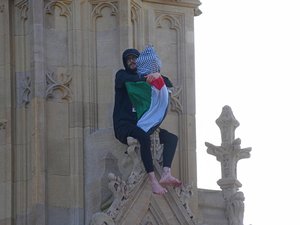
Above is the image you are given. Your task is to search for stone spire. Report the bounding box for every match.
[205,105,251,225]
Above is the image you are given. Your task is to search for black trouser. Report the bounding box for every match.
[128,127,178,173]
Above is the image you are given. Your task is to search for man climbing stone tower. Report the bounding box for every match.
[0,1,251,225]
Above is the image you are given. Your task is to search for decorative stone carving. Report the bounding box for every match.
[91,136,146,224]
[175,184,194,219]
[90,1,118,17]
[126,137,145,191]
[131,0,143,49]
[106,173,129,219]
[90,136,146,224]
[125,130,164,190]
[155,13,183,115]
[0,120,7,130]
[150,129,164,165]
[15,0,29,21]
[46,71,72,101]
[156,13,181,30]
[90,212,115,225]
[90,128,196,224]
[205,105,251,225]
[169,86,183,113]
[131,0,142,21]
[45,0,72,17]
[22,76,31,106]
[226,192,245,225]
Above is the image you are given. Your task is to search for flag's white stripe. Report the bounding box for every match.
[137,85,169,132]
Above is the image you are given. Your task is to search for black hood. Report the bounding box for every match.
[122,48,140,72]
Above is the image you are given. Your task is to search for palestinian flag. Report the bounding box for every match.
[125,77,169,133]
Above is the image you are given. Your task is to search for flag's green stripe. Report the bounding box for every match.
[125,81,152,119]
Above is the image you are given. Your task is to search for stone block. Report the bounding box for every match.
[46,101,70,175]
[47,175,71,208]
[97,102,113,129]
[48,206,83,225]
[69,101,84,128]
[0,145,11,182]
[0,182,11,220]
[84,128,129,224]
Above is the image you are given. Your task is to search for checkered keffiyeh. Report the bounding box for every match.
[136,46,162,77]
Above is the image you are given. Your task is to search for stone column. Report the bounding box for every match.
[0,1,13,224]
[205,105,251,225]
[11,0,47,224]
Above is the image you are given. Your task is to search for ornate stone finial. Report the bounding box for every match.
[205,105,251,225]
[216,105,239,148]
[205,106,251,183]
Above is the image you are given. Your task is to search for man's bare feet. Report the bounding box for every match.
[148,172,167,195]
[159,167,182,187]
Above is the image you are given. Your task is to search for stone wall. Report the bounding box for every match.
[0,0,201,224]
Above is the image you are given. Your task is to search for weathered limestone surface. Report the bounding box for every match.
[0,1,249,225]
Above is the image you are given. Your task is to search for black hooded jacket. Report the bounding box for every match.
[113,48,174,144]
[113,49,145,144]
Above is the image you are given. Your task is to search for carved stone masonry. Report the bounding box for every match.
[126,137,145,191]
[91,129,194,225]
[45,0,72,17]
[175,184,194,219]
[15,0,29,21]
[0,121,7,130]
[22,76,31,106]
[46,71,72,101]
[169,86,183,113]
[205,105,251,225]
[106,173,129,219]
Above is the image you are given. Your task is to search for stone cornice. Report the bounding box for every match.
[142,0,201,8]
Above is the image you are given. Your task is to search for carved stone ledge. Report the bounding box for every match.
[142,0,201,9]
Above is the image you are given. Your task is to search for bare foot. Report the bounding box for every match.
[148,172,167,195]
[150,179,168,195]
[159,171,182,187]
